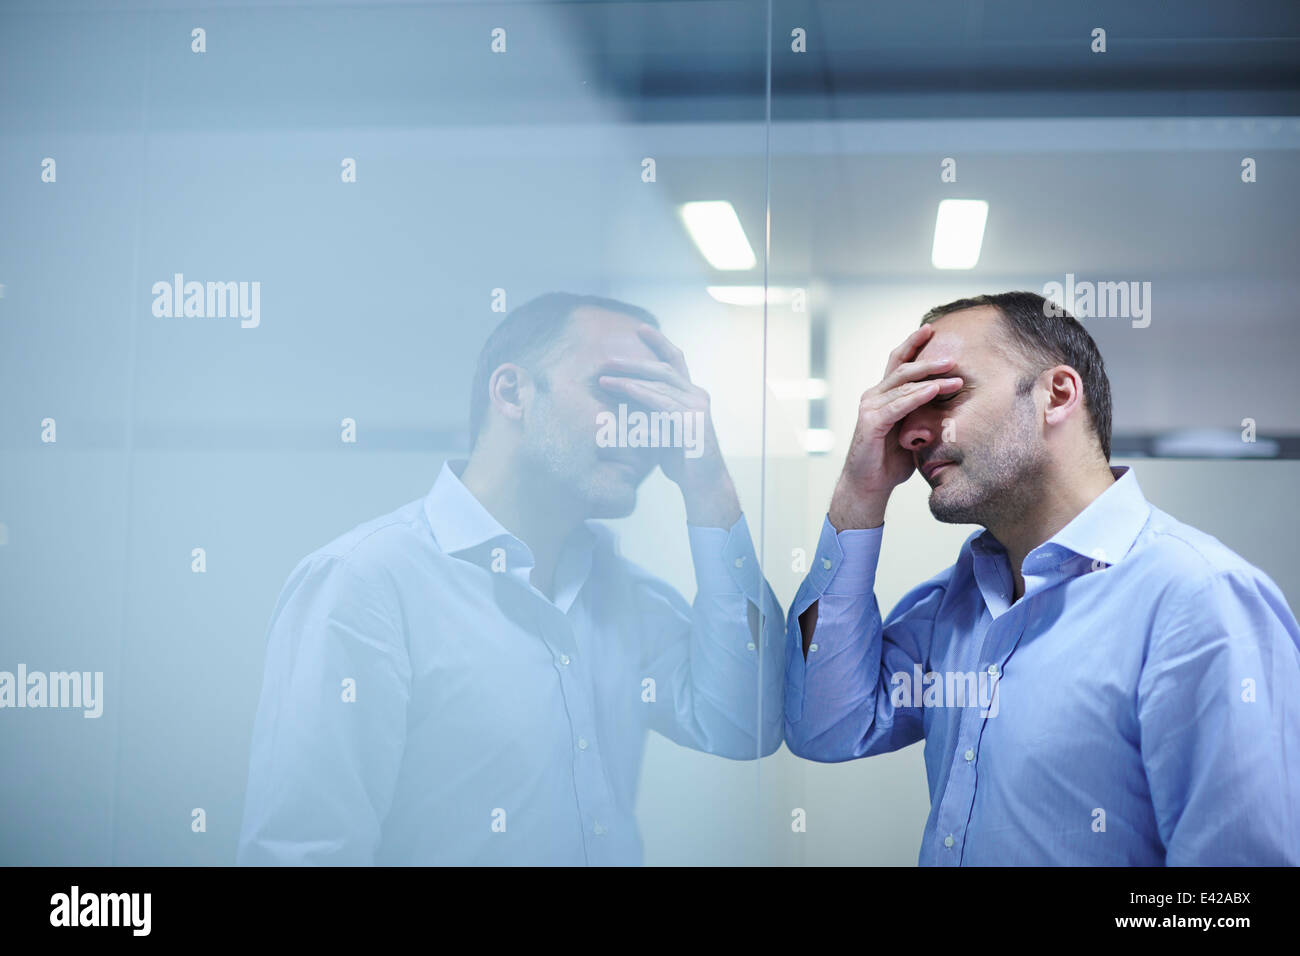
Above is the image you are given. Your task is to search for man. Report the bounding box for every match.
[238,292,783,865]
[784,291,1300,865]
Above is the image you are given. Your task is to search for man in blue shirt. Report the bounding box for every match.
[238,292,783,865]
[785,291,1300,865]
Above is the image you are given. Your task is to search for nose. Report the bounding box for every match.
[898,408,941,454]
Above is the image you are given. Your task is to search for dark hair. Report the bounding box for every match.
[921,291,1112,461]
[468,292,660,449]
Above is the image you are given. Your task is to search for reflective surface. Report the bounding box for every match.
[1,0,1297,866]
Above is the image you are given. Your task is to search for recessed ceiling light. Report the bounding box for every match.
[680,201,758,271]
[931,199,988,270]
[706,286,794,306]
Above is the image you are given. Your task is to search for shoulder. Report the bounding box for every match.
[1135,506,1291,619]
[1133,507,1298,648]
[282,497,429,596]
[1134,505,1265,583]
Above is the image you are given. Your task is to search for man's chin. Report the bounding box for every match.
[582,484,639,519]
[928,484,984,525]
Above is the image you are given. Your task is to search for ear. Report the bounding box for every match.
[1041,365,1085,428]
[486,363,535,429]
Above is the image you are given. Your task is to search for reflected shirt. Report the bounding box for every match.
[238,459,784,865]
[785,465,1300,865]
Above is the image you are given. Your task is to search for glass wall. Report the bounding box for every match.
[2,0,1297,867]
[764,0,1300,865]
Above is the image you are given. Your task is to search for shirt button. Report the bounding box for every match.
[822,558,833,570]
[747,641,756,651]
[987,664,999,677]
[577,737,588,750]
[809,643,819,653]
[735,556,745,568]
[964,748,975,762]
[559,654,570,666]
[593,822,607,836]
[944,834,955,848]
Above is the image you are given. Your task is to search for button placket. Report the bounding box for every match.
[538,613,613,860]
[938,715,977,855]
[937,603,1032,865]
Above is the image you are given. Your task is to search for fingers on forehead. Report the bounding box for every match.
[639,327,688,371]
[637,324,673,348]
[897,325,931,355]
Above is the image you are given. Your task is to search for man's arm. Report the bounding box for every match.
[784,515,948,761]
[784,322,963,761]
[631,511,785,760]
[237,554,410,865]
[593,324,786,757]
[1138,568,1300,865]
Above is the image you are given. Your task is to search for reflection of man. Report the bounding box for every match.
[786,292,1300,865]
[238,292,783,865]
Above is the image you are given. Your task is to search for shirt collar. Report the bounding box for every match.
[1046,465,1151,568]
[973,465,1151,573]
[423,459,518,556]
[422,459,597,613]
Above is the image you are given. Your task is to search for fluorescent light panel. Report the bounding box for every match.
[931,199,988,270]
[706,285,795,306]
[680,201,757,271]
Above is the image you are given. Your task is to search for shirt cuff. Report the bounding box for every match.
[687,512,759,597]
[803,514,883,596]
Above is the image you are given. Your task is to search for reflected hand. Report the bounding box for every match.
[597,325,741,528]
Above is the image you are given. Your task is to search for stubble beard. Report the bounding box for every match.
[520,405,640,520]
[928,398,1047,528]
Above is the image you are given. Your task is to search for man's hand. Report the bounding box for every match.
[799,325,961,658]
[828,324,962,530]
[597,325,742,529]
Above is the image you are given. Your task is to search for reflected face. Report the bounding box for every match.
[517,306,661,518]
[896,306,1048,526]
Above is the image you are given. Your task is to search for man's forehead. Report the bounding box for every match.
[563,306,658,361]
[917,305,1003,364]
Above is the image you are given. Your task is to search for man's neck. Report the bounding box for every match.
[458,451,583,599]
[988,461,1117,602]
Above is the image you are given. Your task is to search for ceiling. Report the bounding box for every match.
[2,0,1297,447]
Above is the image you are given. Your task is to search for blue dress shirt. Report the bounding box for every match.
[238,459,784,865]
[785,465,1300,865]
